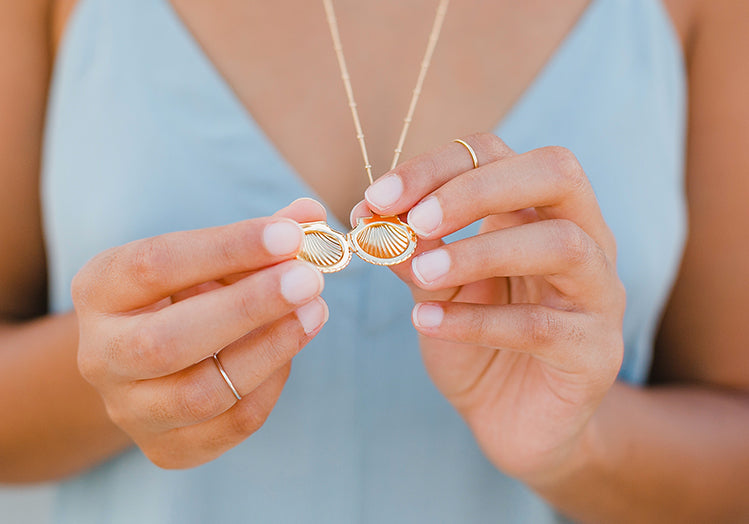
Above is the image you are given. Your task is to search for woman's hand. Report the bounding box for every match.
[355,133,626,485]
[73,199,328,469]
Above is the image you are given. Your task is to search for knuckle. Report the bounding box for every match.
[469,132,509,159]
[264,323,288,354]
[585,332,623,386]
[553,220,593,267]
[228,401,269,437]
[264,320,303,360]
[590,243,609,272]
[250,338,286,382]
[70,268,91,309]
[142,396,173,428]
[176,374,226,423]
[77,349,106,383]
[525,308,565,346]
[127,237,172,288]
[71,249,116,308]
[101,332,127,368]
[77,328,121,384]
[129,324,174,376]
[104,400,132,430]
[187,405,268,460]
[542,146,587,191]
[464,307,492,345]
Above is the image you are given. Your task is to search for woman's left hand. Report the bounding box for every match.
[354,133,626,485]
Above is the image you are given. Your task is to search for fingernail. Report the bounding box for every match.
[412,249,451,284]
[281,263,323,304]
[412,303,444,328]
[407,197,442,237]
[349,200,369,228]
[365,174,403,210]
[290,197,323,207]
[296,297,329,334]
[263,221,303,256]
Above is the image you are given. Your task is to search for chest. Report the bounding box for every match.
[56,0,597,223]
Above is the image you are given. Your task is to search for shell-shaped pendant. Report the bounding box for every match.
[348,215,417,266]
[297,215,417,273]
[298,222,352,273]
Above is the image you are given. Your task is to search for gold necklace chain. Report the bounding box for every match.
[295,1,449,273]
[322,0,451,185]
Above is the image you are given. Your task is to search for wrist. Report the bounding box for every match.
[524,384,626,504]
[522,416,602,492]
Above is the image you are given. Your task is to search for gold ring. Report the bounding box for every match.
[453,139,479,169]
[212,352,242,401]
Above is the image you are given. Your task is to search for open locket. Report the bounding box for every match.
[297,215,418,273]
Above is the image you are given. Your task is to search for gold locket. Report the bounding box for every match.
[298,215,418,273]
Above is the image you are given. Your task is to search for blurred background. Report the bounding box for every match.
[0,486,53,523]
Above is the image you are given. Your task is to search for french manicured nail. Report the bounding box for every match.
[289,197,324,209]
[281,263,323,304]
[263,221,303,256]
[349,200,369,228]
[365,174,403,209]
[412,249,451,284]
[407,197,442,237]
[296,297,329,334]
[412,303,444,328]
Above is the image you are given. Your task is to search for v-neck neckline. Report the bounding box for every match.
[156,0,604,225]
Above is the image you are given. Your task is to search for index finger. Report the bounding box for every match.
[365,134,616,260]
[73,215,311,313]
[364,133,515,215]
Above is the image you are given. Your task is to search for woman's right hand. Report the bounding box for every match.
[72,199,328,469]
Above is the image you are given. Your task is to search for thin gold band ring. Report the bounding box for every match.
[212,352,242,401]
[453,139,479,169]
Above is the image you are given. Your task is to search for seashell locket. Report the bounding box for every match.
[298,215,417,273]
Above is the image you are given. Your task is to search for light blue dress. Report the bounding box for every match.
[41,0,687,522]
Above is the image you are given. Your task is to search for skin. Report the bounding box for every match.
[355,134,749,522]
[72,199,330,468]
[1,0,748,522]
[356,137,625,483]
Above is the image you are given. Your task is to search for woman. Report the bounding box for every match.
[1,0,747,522]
